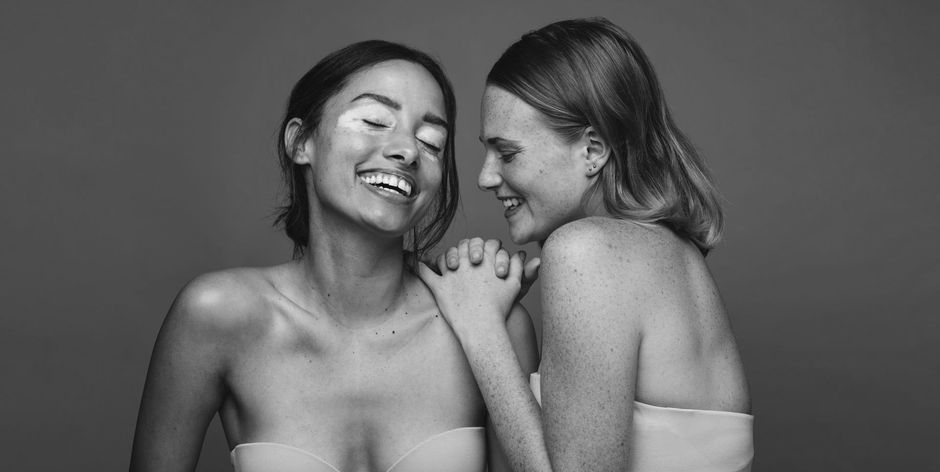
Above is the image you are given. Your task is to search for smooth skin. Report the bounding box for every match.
[130,62,538,472]
[418,86,749,471]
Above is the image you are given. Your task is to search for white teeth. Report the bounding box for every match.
[501,198,522,209]
[359,172,413,197]
[396,179,411,196]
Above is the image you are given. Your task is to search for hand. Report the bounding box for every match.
[418,239,524,336]
[417,240,512,277]
[442,237,541,302]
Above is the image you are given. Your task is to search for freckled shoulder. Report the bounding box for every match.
[541,217,688,316]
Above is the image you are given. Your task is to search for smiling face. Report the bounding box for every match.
[479,86,593,244]
[293,60,448,238]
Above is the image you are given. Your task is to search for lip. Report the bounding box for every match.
[497,196,524,219]
[357,168,418,200]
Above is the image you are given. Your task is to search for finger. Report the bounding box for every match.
[446,246,460,270]
[508,252,524,283]
[468,237,485,265]
[494,248,510,278]
[457,238,470,264]
[523,256,541,283]
[438,252,450,274]
[517,256,540,300]
[484,238,502,261]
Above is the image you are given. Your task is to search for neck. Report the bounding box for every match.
[582,181,611,218]
[294,218,411,328]
[539,189,612,248]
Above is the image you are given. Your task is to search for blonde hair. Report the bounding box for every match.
[488,18,723,253]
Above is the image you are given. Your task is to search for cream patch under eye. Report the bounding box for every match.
[336,104,395,130]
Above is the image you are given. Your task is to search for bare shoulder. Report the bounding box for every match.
[165,266,278,339]
[543,217,690,287]
[540,218,698,335]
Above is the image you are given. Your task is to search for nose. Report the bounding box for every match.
[383,131,419,167]
[477,155,502,191]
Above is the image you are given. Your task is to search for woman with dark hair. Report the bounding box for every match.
[420,18,753,471]
[130,40,537,472]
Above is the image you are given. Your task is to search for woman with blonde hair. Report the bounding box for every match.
[421,18,753,471]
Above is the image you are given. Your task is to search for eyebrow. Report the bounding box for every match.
[352,93,448,129]
[480,136,522,147]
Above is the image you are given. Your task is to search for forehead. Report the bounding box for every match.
[333,60,446,115]
[480,86,546,138]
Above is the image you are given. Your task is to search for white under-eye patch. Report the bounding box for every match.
[336,104,395,130]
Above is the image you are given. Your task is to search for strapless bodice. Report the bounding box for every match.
[530,373,753,472]
[231,427,485,472]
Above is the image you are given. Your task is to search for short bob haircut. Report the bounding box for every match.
[487,18,723,253]
[274,40,459,262]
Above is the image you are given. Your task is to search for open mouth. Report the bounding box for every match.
[358,171,414,198]
[500,197,524,212]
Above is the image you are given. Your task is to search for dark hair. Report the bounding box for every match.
[274,40,459,261]
[487,18,723,253]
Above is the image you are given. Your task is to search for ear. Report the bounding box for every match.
[284,118,313,165]
[581,126,610,177]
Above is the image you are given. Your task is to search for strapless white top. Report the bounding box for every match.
[530,373,753,472]
[231,427,485,472]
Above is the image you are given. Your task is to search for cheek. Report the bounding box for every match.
[427,164,445,193]
[417,158,444,193]
[510,163,547,197]
[338,129,376,154]
[327,122,381,154]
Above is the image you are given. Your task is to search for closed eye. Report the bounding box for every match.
[363,119,391,128]
[419,139,442,155]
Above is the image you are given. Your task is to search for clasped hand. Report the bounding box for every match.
[417,238,540,334]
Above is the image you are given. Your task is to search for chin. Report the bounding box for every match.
[508,223,538,246]
[359,212,414,237]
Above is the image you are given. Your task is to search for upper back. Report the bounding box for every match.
[541,217,749,413]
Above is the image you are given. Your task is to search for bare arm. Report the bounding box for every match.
[487,303,540,472]
[419,240,550,471]
[129,275,236,472]
[458,309,549,472]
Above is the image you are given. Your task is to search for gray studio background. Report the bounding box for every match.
[2,1,937,470]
